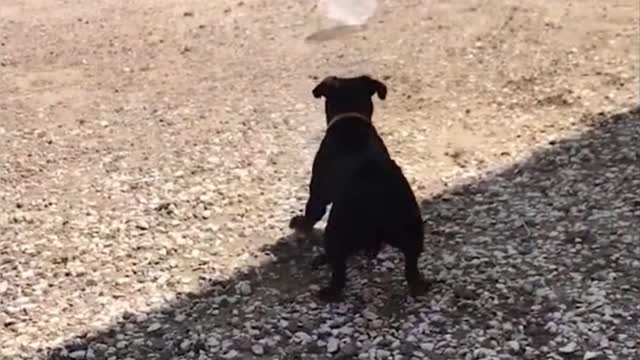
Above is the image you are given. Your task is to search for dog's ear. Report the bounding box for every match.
[367,78,387,100]
[312,76,338,98]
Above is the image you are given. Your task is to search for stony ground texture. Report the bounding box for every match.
[1,0,639,359]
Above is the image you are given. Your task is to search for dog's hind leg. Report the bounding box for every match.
[403,250,431,297]
[317,253,347,302]
[316,225,349,302]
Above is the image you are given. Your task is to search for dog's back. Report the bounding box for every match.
[325,118,424,256]
[319,115,389,194]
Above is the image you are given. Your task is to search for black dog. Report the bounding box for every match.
[289,75,430,301]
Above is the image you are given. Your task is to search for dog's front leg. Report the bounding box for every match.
[303,173,330,225]
[289,170,329,236]
[290,142,332,240]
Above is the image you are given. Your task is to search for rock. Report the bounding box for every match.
[376,349,391,359]
[420,343,435,352]
[147,323,162,332]
[371,319,384,328]
[337,342,359,358]
[584,351,599,360]
[221,350,238,359]
[453,286,477,300]
[545,321,558,333]
[207,337,220,348]
[473,348,495,359]
[558,342,578,354]
[69,350,86,359]
[507,340,520,352]
[363,309,378,320]
[135,220,149,230]
[327,337,340,353]
[251,344,264,355]
[180,339,191,351]
[236,281,252,296]
[294,331,312,344]
[599,337,609,348]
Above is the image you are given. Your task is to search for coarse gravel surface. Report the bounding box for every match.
[0,0,638,359]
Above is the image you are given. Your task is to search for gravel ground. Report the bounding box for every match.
[1,0,638,359]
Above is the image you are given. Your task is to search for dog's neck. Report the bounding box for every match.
[326,112,370,130]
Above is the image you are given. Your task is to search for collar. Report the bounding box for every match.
[326,112,371,130]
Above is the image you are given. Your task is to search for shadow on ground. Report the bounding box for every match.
[41,107,639,359]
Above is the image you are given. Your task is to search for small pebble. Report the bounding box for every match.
[221,350,238,359]
[376,349,391,359]
[294,331,312,344]
[338,342,359,358]
[507,340,520,352]
[69,350,86,360]
[147,323,162,332]
[135,220,149,230]
[558,342,578,354]
[327,337,340,353]
[583,351,599,360]
[236,281,252,296]
[207,337,220,348]
[180,340,191,351]
[251,344,264,355]
[420,343,434,352]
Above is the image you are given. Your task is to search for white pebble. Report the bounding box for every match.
[69,350,86,360]
[180,340,191,351]
[559,342,578,354]
[507,340,520,352]
[207,337,220,347]
[363,309,378,320]
[420,343,435,352]
[146,323,162,332]
[327,337,340,353]
[294,331,312,344]
[584,351,599,360]
[251,344,264,355]
[376,349,391,359]
[235,281,252,296]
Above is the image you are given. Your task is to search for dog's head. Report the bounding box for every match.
[312,75,387,124]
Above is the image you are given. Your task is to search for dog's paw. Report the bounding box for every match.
[310,253,328,270]
[289,215,314,242]
[289,215,306,229]
[408,278,432,298]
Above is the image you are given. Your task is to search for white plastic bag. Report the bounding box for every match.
[317,0,378,26]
